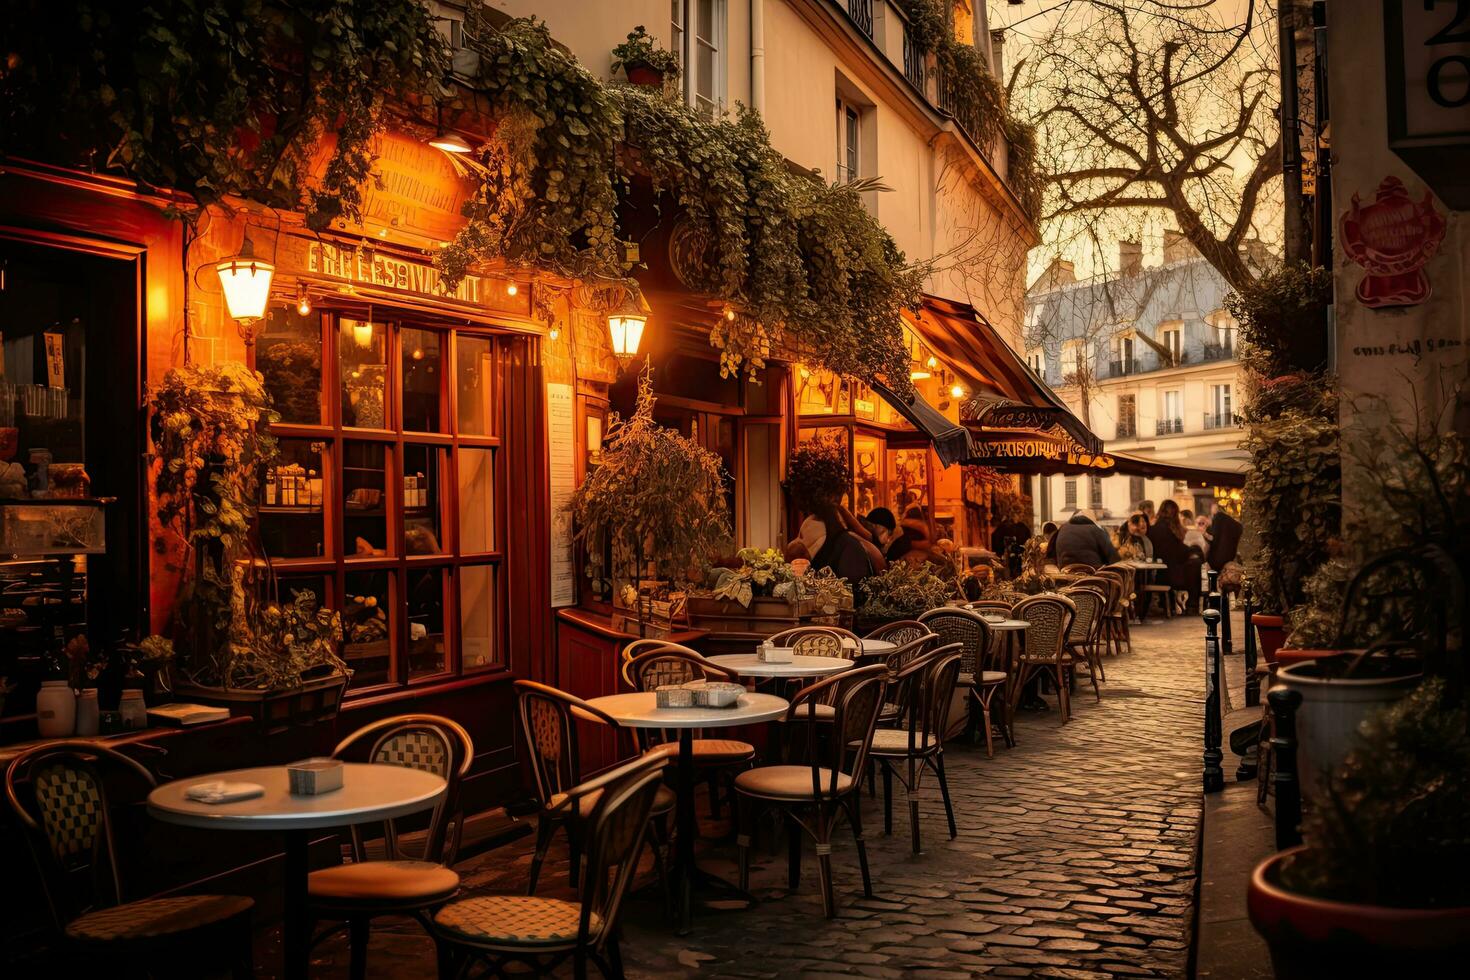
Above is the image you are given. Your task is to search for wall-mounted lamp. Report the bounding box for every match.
[296,283,312,316]
[216,239,274,347]
[607,282,651,366]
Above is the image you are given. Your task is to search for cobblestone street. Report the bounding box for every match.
[316,610,1234,979]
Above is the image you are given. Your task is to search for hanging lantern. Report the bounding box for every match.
[428,129,474,154]
[215,239,274,339]
[295,282,312,316]
[607,282,651,364]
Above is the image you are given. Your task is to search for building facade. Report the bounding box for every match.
[1023,238,1249,524]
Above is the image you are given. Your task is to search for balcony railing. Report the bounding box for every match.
[935,68,991,148]
[1108,358,1142,378]
[1116,418,1138,438]
[1200,341,1236,363]
[901,23,926,90]
[845,0,875,38]
[1203,412,1240,430]
[1156,418,1184,436]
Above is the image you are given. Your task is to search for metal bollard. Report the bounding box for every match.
[1202,608,1224,793]
[1243,590,1260,707]
[1269,687,1304,849]
[1219,581,1234,657]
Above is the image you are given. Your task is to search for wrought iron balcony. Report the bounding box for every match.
[1156,418,1184,436]
[845,0,875,38]
[1199,341,1236,363]
[1203,412,1240,430]
[901,23,926,90]
[1115,418,1138,438]
[1108,358,1142,378]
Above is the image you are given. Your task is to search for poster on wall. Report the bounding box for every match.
[44,332,65,388]
[547,382,577,607]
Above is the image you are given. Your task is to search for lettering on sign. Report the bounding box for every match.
[280,237,527,316]
[1386,1,1470,206]
[359,134,474,242]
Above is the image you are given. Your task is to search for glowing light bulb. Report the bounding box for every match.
[506,282,518,297]
[950,384,965,399]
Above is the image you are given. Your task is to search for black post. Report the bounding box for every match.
[1202,608,1224,793]
[1269,687,1304,849]
[1243,590,1260,708]
[1219,580,1234,657]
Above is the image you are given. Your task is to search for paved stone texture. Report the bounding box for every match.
[298,610,1240,978]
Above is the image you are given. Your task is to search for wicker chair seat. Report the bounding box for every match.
[958,670,1007,686]
[309,860,460,904]
[866,729,939,754]
[774,702,835,722]
[734,765,853,800]
[688,738,756,762]
[434,895,600,947]
[66,895,253,944]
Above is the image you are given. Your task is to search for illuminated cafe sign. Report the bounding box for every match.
[968,430,1115,471]
[305,240,491,305]
[1386,1,1470,207]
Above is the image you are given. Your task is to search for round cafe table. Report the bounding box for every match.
[1124,560,1170,623]
[708,653,856,679]
[981,619,1030,729]
[842,636,896,655]
[149,764,446,980]
[585,690,787,934]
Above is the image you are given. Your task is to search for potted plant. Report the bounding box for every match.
[783,440,851,516]
[856,561,956,633]
[1248,677,1470,975]
[610,26,681,88]
[568,366,732,637]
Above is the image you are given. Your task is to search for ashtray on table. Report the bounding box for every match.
[656,681,744,708]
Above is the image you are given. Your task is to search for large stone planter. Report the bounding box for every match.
[1274,659,1420,799]
[1248,846,1470,977]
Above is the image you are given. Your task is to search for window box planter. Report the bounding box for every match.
[175,670,348,738]
[623,62,666,87]
[1248,845,1470,976]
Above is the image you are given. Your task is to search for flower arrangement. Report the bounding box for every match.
[709,548,795,607]
[610,26,681,84]
[783,441,851,513]
[232,589,347,691]
[859,561,956,620]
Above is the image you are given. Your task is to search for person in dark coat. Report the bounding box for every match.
[1207,504,1243,569]
[1148,500,1202,613]
[991,516,1032,557]
[1045,511,1120,568]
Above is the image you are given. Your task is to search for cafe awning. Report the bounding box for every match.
[869,380,976,467]
[906,295,1103,454]
[960,423,1247,488]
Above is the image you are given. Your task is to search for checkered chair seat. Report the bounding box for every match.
[866,729,939,754]
[65,895,253,944]
[433,895,601,947]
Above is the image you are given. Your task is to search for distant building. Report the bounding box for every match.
[1023,235,1249,524]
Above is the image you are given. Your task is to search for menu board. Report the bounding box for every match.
[547,382,577,607]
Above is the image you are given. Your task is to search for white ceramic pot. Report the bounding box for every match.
[1275,660,1421,799]
[36,680,76,738]
[75,688,100,736]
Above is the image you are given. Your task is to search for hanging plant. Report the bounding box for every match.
[568,365,732,592]
[1,0,447,229]
[610,26,682,85]
[783,441,852,513]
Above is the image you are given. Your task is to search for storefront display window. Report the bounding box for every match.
[853,435,883,515]
[888,447,930,520]
[256,306,509,692]
[797,366,850,415]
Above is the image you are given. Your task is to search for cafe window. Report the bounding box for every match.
[255,308,509,692]
[1064,478,1078,510]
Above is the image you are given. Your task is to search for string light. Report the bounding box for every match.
[295,283,311,316]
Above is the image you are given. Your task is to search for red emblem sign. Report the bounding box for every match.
[1340,176,1446,309]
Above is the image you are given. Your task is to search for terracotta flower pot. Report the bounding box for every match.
[1252,613,1288,664]
[1249,846,1470,976]
[625,63,665,87]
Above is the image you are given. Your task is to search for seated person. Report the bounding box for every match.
[1045,510,1120,568]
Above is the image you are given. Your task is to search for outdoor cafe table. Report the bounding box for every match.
[1124,560,1170,623]
[148,763,446,980]
[708,652,857,679]
[585,690,788,933]
[842,636,896,655]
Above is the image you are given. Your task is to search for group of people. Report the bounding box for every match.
[1042,499,1242,615]
[782,500,938,587]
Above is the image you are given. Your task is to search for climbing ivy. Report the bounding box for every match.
[1,0,447,229]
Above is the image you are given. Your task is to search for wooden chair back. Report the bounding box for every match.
[786,664,888,800]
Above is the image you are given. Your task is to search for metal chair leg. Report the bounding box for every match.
[933,754,957,840]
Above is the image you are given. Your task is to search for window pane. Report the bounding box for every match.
[339,319,388,428]
[257,306,322,424]
[343,441,390,557]
[403,444,443,556]
[460,565,499,672]
[697,0,715,36]
[401,327,442,432]
[458,447,496,554]
[260,438,326,559]
[407,566,447,680]
[344,570,393,688]
[696,41,715,103]
[456,335,495,436]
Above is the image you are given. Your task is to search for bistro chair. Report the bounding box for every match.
[1013,594,1078,724]
[514,681,674,897]
[864,619,929,646]
[919,607,1010,752]
[432,753,667,980]
[620,648,756,818]
[768,626,855,724]
[989,589,1030,606]
[1060,586,1107,700]
[865,645,963,854]
[308,714,473,980]
[734,664,888,918]
[1099,564,1137,654]
[875,633,939,722]
[617,638,703,674]
[969,599,1015,617]
[4,741,254,976]
[1059,563,1097,575]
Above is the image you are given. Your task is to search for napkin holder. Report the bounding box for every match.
[655,685,695,709]
[288,758,344,796]
[758,641,793,663]
[683,681,744,708]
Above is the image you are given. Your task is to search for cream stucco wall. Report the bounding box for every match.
[1327,0,1470,531]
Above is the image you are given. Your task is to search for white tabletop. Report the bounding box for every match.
[983,618,1030,631]
[709,653,857,678]
[1124,560,1168,570]
[840,637,896,654]
[586,691,789,729]
[148,763,446,831]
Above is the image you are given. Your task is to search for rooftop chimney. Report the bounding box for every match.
[1034,257,1075,290]
[1163,230,1196,264]
[1118,240,1143,276]
[989,30,1006,82]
